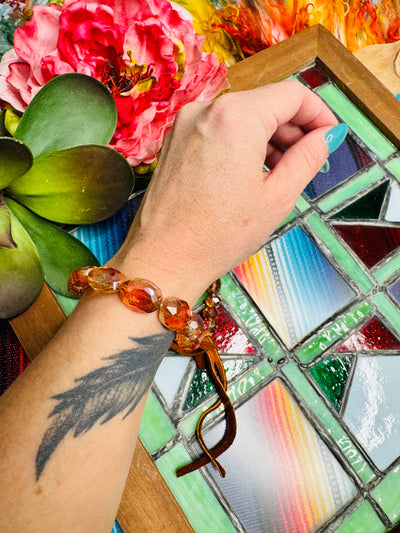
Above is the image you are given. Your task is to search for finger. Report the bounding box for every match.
[263,125,337,202]
[245,79,338,138]
[269,121,310,149]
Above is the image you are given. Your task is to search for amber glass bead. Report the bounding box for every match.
[175,313,205,349]
[208,279,221,294]
[119,278,162,313]
[159,297,191,331]
[68,266,93,296]
[205,294,220,307]
[87,266,126,293]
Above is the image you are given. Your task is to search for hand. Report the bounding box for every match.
[111,79,338,303]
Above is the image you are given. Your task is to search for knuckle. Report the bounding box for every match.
[173,101,207,128]
[204,93,242,131]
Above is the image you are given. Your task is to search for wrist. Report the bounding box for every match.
[107,246,209,307]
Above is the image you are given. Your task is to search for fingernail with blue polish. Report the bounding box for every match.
[324,123,348,154]
[319,160,330,173]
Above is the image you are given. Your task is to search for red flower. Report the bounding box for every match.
[0,0,228,165]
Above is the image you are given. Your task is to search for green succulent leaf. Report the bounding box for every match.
[5,198,99,297]
[0,110,9,136]
[0,198,17,248]
[0,201,43,319]
[4,107,21,136]
[14,73,117,158]
[0,137,33,189]
[7,144,134,224]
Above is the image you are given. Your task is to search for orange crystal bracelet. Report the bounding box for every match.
[68,265,237,477]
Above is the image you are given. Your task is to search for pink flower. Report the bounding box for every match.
[0,0,229,166]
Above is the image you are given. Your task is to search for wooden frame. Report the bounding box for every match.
[9,25,400,532]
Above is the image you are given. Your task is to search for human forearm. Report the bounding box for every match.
[0,283,174,532]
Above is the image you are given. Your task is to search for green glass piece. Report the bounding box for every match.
[8,145,134,224]
[183,358,254,411]
[307,213,374,292]
[220,274,285,362]
[335,501,386,533]
[156,444,236,533]
[283,362,375,483]
[319,165,384,213]
[310,355,353,411]
[180,359,274,436]
[374,253,400,284]
[386,157,400,182]
[0,137,33,188]
[277,209,297,228]
[330,181,388,220]
[373,293,400,339]
[296,194,310,212]
[15,73,117,158]
[317,84,396,159]
[296,301,373,363]
[372,465,400,524]
[0,205,43,318]
[5,198,99,297]
[139,391,176,454]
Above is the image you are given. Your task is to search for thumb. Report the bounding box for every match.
[264,123,348,203]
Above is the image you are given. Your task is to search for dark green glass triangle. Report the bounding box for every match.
[183,357,254,411]
[330,181,388,220]
[309,355,353,412]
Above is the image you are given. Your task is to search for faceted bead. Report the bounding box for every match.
[202,305,219,332]
[68,266,93,296]
[159,297,191,331]
[203,305,219,319]
[208,279,221,294]
[175,313,205,349]
[119,278,162,313]
[87,266,126,293]
[205,294,220,307]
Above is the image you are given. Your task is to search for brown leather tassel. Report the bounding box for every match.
[171,332,237,477]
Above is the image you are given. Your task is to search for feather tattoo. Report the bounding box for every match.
[36,333,172,480]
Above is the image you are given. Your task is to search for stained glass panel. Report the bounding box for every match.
[30,53,400,531]
[134,59,400,531]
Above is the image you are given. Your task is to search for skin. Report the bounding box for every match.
[0,79,337,532]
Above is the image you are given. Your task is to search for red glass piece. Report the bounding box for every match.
[87,266,126,293]
[335,317,400,351]
[332,223,400,268]
[203,304,255,355]
[159,297,191,331]
[299,66,328,88]
[67,266,93,296]
[119,278,162,313]
[175,313,205,349]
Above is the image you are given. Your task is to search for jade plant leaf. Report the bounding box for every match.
[0,199,16,248]
[0,202,43,318]
[6,198,99,297]
[7,144,134,224]
[0,137,33,189]
[14,73,117,158]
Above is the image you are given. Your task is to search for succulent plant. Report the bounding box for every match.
[0,73,134,318]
